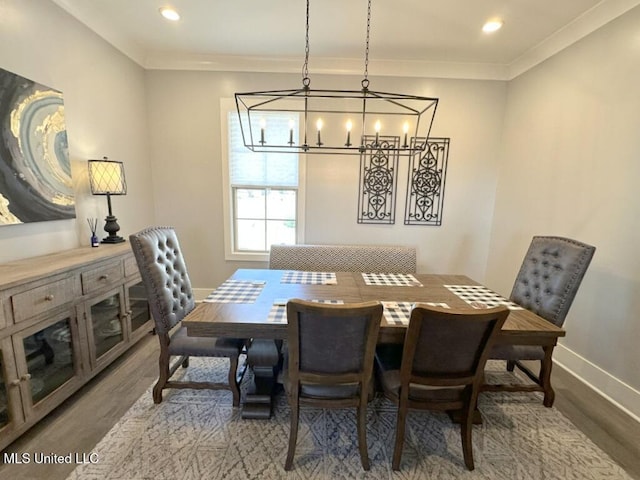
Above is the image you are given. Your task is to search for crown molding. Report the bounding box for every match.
[143,54,510,80]
[508,0,640,79]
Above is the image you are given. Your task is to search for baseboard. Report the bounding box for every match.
[553,344,640,423]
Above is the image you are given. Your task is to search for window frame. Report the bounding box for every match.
[220,98,305,262]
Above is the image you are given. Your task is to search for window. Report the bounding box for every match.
[221,100,305,261]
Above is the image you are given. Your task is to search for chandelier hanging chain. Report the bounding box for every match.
[362,0,372,90]
[302,0,311,87]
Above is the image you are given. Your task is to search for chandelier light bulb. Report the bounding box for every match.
[403,122,410,148]
[288,119,294,145]
[316,118,323,146]
[259,118,266,145]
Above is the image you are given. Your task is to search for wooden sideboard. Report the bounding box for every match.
[0,243,152,451]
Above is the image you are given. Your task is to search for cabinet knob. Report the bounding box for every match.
[99,274,109,281]
[10,379,21,387]
[44,294,54,301]
[21,373,32,381]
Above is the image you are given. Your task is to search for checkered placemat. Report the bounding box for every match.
[382,301,450,325]
[267,299,345,324]
[361,273,423,287]
[280,271,337,285]
[203,280,265,304]
[444,285,524,310]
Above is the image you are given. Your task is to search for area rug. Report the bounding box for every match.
[66,359,632,480]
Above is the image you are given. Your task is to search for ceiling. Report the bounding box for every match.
[51,0,640,80]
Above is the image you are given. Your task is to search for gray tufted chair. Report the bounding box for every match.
[283,299,383,471]
[487,236,595,407]
[129,226,245,406]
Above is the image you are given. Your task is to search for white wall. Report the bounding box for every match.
[486,6,640,417]
[0,0,155,262]
[145,71,506,287]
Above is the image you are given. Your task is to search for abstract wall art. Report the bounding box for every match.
[0,68,75,226]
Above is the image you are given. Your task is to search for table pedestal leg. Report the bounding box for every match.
[242,338,282,419]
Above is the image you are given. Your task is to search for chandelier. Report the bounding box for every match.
[235,0,438,156]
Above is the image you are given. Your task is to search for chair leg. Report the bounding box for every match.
[357,402,371,470]
[181,356,189,368]
[153,337,171,404]
[227,355,240,407]
[540,347,556,407]
[153,351,170,404]
[460,401,476,470]
[285,396,299,471]
[506,360,516,372]
[392,400,408,471]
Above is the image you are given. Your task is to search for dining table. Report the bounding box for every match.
[183,268,565,418]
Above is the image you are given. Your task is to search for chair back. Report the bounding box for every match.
[129,226,195,334]
[286,299,383,390]
[402,305,509,388]
[510,236,595,327]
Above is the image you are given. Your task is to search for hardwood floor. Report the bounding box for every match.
[1,335,639,480]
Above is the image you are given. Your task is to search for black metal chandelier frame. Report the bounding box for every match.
[235,0,439,156]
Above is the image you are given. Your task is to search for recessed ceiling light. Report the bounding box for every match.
[482,19,503,33]
[159,7,180,21]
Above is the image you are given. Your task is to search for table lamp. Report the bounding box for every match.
[88,157,127,243]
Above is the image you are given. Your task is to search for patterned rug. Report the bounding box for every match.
[66,359,632,480]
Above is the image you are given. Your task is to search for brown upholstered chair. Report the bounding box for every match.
[486,236,595,407]
[129,226,246,406]
[283,299,383,471]
[376,304,509,471]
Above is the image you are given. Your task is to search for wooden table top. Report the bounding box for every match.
[183,269,565,345]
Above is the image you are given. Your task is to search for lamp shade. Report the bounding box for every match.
[88,158,127,195]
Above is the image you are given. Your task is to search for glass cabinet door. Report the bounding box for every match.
[0,337,20,431]
[21,318,76,404]
[127,281,150,334]
[10,309,83,419]
[87,290,125,364]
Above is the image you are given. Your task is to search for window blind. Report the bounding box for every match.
[228,112,299,187]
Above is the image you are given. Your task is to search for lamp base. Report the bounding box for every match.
[101,215,125,244]
[101,235,125,244]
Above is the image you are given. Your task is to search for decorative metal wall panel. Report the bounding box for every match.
[357,136,400,224]
[404,137,449,226]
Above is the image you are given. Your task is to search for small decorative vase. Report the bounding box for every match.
[91,234,99,247]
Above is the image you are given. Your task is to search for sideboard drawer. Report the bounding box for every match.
[124,255,139,278]
[12,276,77,323]
[81,261,123,295]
